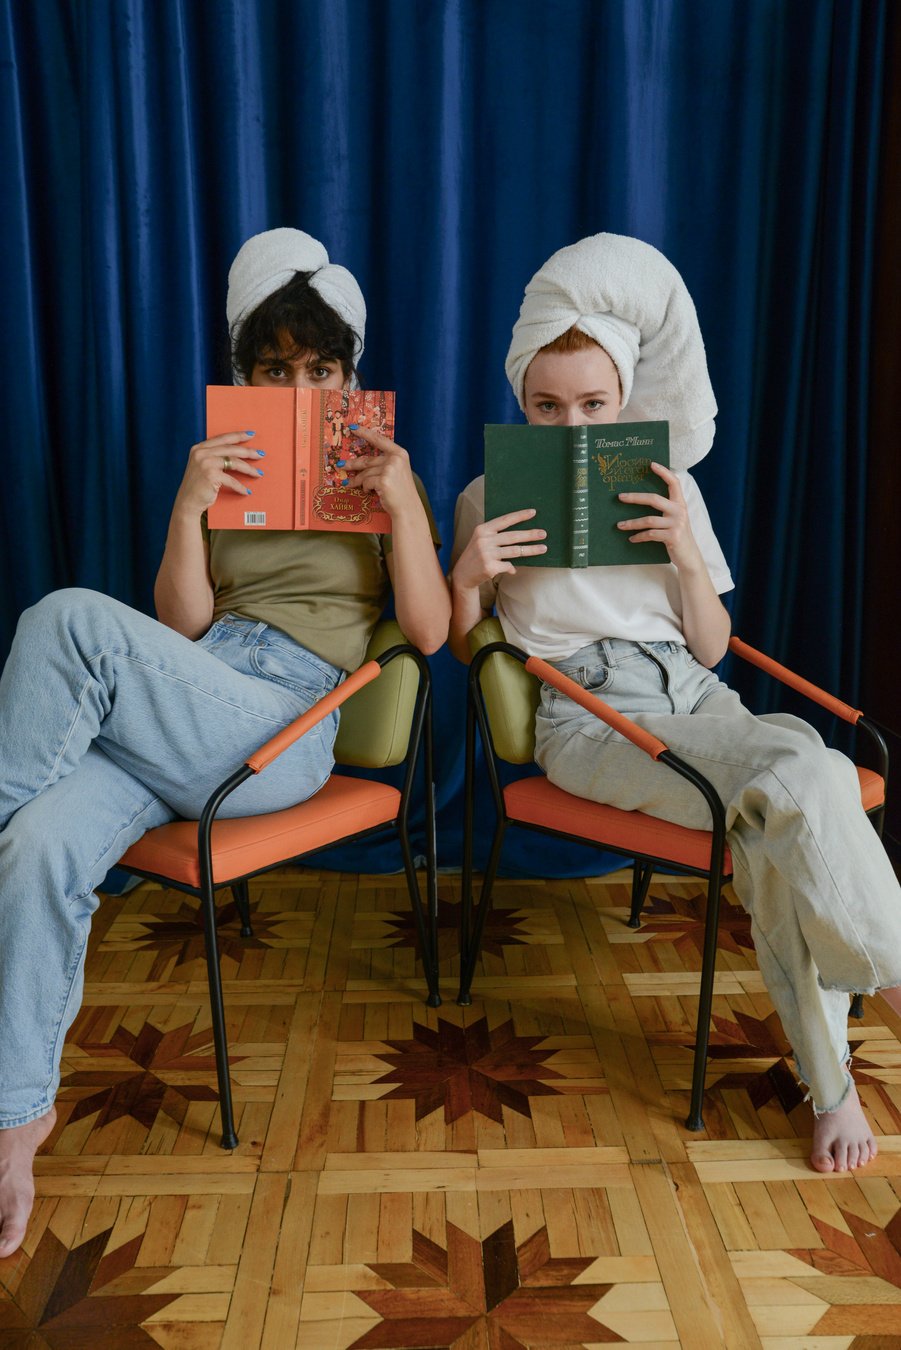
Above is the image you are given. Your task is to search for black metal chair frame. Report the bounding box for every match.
[120,644,439,1149]
[458,640,888,1133]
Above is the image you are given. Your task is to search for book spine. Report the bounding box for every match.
[570,425,589,567]
[295,389,311,529]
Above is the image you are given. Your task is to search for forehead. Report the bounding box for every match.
[525,345,619,394]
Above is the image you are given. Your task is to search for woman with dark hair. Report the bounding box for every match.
[0,228,450,1257]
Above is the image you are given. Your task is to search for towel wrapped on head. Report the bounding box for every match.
[226,227,366,383]
[505,233,716,470]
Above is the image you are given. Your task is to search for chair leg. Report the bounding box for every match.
[849,993,864,1019]
[627,860,654,928]
[457,820,507,1006]
[686,869,725,1132]
[398,821,441,1009]
[231,880,254,938]
[198,880,239,1149]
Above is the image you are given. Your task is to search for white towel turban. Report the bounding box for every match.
[505,233,717,470]
[226,227,366,382]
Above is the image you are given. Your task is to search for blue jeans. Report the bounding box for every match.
[0,590,341,1127]
[535,638,901,1113]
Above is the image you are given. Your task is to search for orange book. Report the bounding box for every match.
[205,386,395,532]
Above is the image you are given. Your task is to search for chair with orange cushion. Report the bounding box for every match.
[457,617,888,1131]
[117,621,438,1148]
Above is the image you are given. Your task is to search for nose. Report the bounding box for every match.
[560,406,581,426]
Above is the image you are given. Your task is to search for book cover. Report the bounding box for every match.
[205,387,395,532]
[484,421,671,567]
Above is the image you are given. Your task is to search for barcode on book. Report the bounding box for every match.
[244,511,267,526]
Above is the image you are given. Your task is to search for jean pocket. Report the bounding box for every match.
[550,662,613,693]
[250,640,337,701]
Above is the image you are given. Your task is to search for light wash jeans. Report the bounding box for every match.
[535,638,901,1113]
[0,590,342,1128]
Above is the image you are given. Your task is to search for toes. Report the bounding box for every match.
[0,1218,27,1259]
[810,1148,836,1173]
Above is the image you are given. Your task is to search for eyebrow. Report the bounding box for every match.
[529,389,613,399]
[260,353,338,368]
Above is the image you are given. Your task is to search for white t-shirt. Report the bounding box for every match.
[451,472,734,660]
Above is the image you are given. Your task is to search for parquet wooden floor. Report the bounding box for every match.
[2,867,900,1348]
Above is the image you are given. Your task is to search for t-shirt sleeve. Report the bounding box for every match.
[382,472,442,555]
[681,472,734,594]
[451,476,499,612]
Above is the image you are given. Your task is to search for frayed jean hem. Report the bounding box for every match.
[796,1051,854,1117]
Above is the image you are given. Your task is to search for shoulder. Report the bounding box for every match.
[455,475,485,519]
[450,476,486,566]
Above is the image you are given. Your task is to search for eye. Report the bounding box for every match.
[584,399,606,412]
[536,401,557,414]
[311,366,333,381]
[262,364,288,381]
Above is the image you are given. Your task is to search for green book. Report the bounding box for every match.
[484,420,671,567]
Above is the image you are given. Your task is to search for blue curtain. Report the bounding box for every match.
[1,0,891,874]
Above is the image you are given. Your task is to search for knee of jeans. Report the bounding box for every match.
[19,587,106,638]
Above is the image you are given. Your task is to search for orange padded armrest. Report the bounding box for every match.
[525,656,668,760]
[247,660,382,773]
[729,637,862,725]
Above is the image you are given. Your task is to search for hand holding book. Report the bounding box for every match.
[451,508,548,591]
[342,425,425,524]
[616,459,706,572]
[173,430,265,519]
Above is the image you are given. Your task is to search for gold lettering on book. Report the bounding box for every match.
[312,485,373,524]
[595,452,653,486]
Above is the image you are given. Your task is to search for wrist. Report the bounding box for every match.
[450,569,481,598]
[384,485,425,524]
[170,493,205,527]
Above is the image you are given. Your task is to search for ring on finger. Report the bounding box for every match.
[222,456,232,472]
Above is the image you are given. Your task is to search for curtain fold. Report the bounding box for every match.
[1,0,891,873]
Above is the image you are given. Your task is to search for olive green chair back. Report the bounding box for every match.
[467,617,540,764]
[334,620,423,768]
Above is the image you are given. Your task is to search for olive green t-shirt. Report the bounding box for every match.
[206,474,440,672]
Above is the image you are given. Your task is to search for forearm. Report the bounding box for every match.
[448,576,489,664]
[154,506,215,638]
[677,560,731,666]
[387,500,451,655]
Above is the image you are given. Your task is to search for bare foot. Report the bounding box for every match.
[0,1107,57,1259]
[810,1084,877,1173]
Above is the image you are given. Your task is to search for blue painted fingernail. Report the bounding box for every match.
[336,459,346,467]
[348,423,359,430]
[246,488,253,495]
[257,470,264,476]
[244,430,255,436]
[340,478,349,485]
[256,449,265,456]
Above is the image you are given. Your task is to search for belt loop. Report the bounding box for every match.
[242,621,268,647]
[600,638,614,667]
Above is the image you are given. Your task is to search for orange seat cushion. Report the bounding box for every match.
[503,767,884,877]
[119,774,401,889]
[857,766,885,813]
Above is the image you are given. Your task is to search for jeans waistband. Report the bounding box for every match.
[213,614,341,678]
[555,637,684,670]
